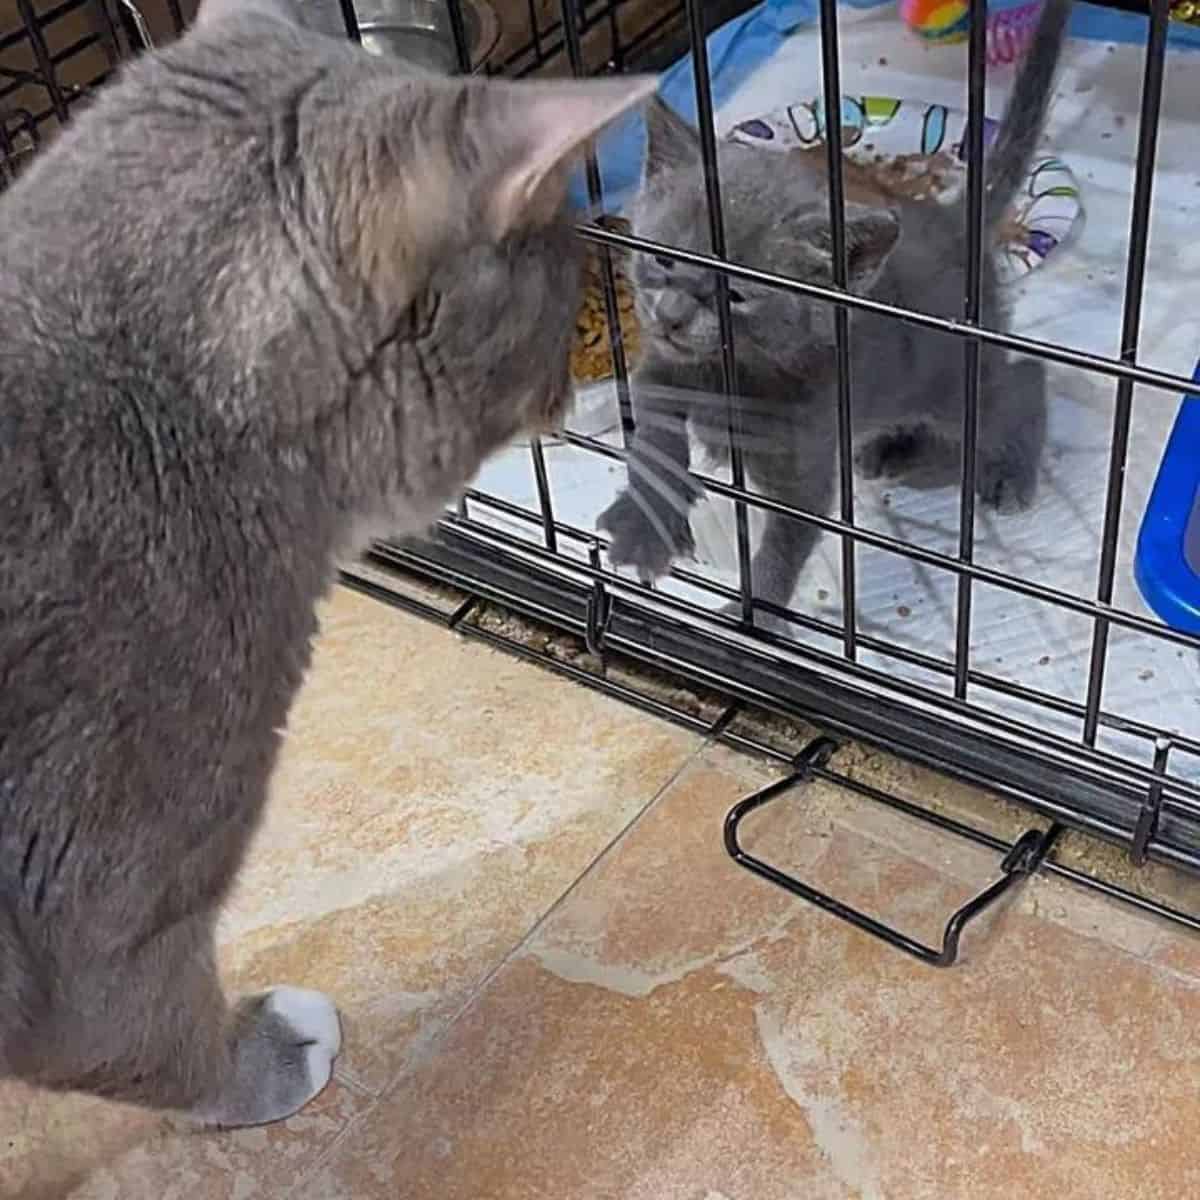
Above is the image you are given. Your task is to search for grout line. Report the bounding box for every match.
[330,1063,381,1099]
[284,729,713,1195]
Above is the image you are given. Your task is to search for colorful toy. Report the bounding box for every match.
[898,0,1046,66]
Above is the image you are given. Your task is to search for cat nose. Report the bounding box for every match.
[656,290,697,331]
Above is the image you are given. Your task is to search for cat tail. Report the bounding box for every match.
[984,0,1072,231]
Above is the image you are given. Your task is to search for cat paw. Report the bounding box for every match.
[976,453,1038,514]
[598,489,693,581]
[193,986,341,1129]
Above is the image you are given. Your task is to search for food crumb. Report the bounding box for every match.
[1139,668,1155,681]
[817,588,829,602]
[897,604,912,618]
[1039,654,1051,665]
[878,55,888,66]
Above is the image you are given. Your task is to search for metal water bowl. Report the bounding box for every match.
[355,0,499,74]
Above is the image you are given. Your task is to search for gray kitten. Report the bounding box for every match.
[599,0,1070,620]
[0,0,652,1127]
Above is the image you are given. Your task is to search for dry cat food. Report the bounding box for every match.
[570,215,641,384]
[865,149,961,204]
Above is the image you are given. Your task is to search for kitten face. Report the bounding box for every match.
[630,100,898,383]
[632,155,837,375]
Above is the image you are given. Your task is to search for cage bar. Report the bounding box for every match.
[814,0,858,660]
[1081,0,1170,746]
[683,0,755,624]
[953,0,988,701]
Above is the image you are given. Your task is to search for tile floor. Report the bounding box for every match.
[4,585,1200,1199]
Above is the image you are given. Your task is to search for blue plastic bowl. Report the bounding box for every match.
[1135,361,1200,634]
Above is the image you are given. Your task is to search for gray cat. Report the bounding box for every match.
[599,0,1070,621]
[0,0,652,1127]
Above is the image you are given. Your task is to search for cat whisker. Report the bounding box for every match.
[630,408,802,457]
[625,443,702,518]
[627,381,825,425]
[625,380,761,409]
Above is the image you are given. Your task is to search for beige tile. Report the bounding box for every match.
[301,744,1200,1200]
[220,588,701,1093]
[0,1077,369,1200]
[1,1084,155,1200]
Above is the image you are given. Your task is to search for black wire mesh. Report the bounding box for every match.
[417,0,1200,875]
[0,0,188,182]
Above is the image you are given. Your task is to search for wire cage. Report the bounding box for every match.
[6,0,1200,949]
[398,0,1200,880]
[403,0,1200,893]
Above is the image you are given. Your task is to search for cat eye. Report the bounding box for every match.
[727,288,747,305]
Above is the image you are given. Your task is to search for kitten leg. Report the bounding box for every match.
[598,385,699,580]
[23,916,340,1127]
[724,443,836,629]
[975,356,1047,513]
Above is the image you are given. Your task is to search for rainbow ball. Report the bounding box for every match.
[899,0,970,43]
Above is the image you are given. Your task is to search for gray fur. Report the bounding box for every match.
[0,1,651,1124]
[599,0,1070,619]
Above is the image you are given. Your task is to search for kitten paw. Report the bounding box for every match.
[193,986,341,1129]
[976,453,1038,514]
[855,429,930,480]
[598,489,694,581]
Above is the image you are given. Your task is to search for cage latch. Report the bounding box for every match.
[724,736,1064,968]
[1131,736,1171,867]
[585,542,612,661]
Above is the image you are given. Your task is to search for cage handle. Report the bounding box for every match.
[724,737,1064,968]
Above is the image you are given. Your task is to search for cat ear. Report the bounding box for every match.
[643,96,700,178]
[196,0,300,29]
[488,76,659,237]
[843,209,901,289]
[796,207,900,291]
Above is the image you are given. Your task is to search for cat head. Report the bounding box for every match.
[630,98,900,381]
[161,0,655,501]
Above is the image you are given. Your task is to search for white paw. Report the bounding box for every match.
[266,985,342,1088]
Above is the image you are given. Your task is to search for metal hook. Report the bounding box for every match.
[1132,736,1171,867]
[584,541,611,661]
[118,0,155,49]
